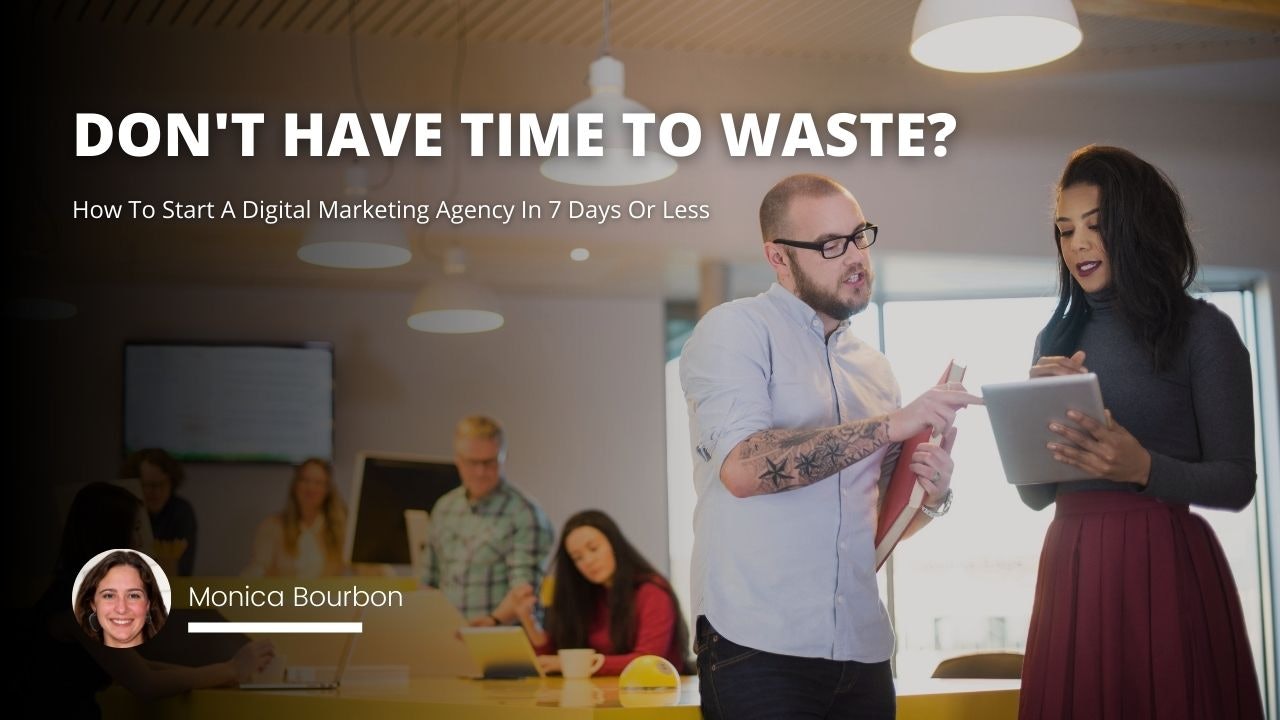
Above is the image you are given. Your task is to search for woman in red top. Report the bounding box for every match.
[504,510,690,676]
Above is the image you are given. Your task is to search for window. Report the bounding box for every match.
[882,296,1058,678]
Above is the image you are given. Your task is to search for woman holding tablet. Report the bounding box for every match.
[498,510,689,677]
[1018,145,1261,719]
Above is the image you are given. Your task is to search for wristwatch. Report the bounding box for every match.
[921,488,953,519]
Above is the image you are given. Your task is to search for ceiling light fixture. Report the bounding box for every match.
[298,166,412,269]
[407,247,504,334]
[298,2,410,269]
[540,0,676,186]
[910,0,1082,73]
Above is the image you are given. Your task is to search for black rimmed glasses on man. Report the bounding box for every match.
[772,224,878,259]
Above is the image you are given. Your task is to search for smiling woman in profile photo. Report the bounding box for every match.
[74,550,168,648]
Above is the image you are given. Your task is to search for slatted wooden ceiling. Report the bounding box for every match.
[41,0,1280,60]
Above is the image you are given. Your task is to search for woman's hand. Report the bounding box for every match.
[492,583,536,625]
[1030,350,1087,378]
[228,640,276,684]
[1048,409,1151,486]
[911,426,958,506]
[536,655,561,675]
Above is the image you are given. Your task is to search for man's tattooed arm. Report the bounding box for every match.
[720,417,892,497]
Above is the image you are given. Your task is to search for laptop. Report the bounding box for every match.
[353,589,479,678]
[982,372,1107,485]
[239,623,358,690]
[459,626,545,679]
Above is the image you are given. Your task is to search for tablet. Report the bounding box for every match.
[458,626,544,679]
[981,373,1107,485]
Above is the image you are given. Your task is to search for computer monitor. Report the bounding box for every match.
[347,452,460,565]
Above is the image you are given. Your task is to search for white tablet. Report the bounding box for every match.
[458,626,544,679]
[981,373,1107,485]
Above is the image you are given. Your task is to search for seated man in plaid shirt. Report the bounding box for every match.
[424,415,554,626]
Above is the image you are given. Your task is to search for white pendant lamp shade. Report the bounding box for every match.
[298,166,412,269]
[298,219,412,269]
[540,56,677,186]
[407,248,504,334]
[408,279,504,333]
[911,0,1082,73]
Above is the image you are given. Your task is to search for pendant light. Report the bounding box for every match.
[407,247,504,334]
[911,0,1083,73]
[298,166,412,269]
[540,0,676,186]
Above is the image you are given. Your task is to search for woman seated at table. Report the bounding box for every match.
[500,509,689,676]
[243,458,348,577]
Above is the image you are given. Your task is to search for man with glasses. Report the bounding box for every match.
[424,415,553,626]
[680,174,981,718]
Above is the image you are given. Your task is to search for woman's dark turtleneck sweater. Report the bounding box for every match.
[1018,289,1256,511]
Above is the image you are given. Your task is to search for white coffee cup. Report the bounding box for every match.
[558,648,605,679]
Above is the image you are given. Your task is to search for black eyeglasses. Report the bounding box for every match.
[772,224,878,259]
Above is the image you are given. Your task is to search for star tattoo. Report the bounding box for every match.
[795,451,819,477]
[758,457,794,487]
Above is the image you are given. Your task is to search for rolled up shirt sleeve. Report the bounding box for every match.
[680,304,774,484]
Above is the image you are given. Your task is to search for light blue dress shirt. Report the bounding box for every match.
[680,283,900,661]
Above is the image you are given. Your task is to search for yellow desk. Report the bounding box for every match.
[120,582,1019,717]
[102,676,1019,718]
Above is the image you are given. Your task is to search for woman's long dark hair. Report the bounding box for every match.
[545,510,689,662]
[74,550,169,644]
[1039,145,1198,371]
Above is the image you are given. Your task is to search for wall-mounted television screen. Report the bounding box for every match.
[123,342,334,463]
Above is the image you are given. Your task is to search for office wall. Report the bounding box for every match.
[35,285,667,577]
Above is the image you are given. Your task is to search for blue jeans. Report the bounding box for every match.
[695,617,895,720]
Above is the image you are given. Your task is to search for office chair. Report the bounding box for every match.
[931,651,1024,679]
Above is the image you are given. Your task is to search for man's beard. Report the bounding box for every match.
[791,253,873,321]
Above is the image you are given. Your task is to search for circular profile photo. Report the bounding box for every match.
[71,548,172,649]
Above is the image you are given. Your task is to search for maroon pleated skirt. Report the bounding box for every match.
[1019,491,1263,720]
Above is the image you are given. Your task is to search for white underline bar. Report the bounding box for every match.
[189,622,363,634]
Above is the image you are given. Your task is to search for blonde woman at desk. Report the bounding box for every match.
[499,510,689,677]
[243,458,348,578]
